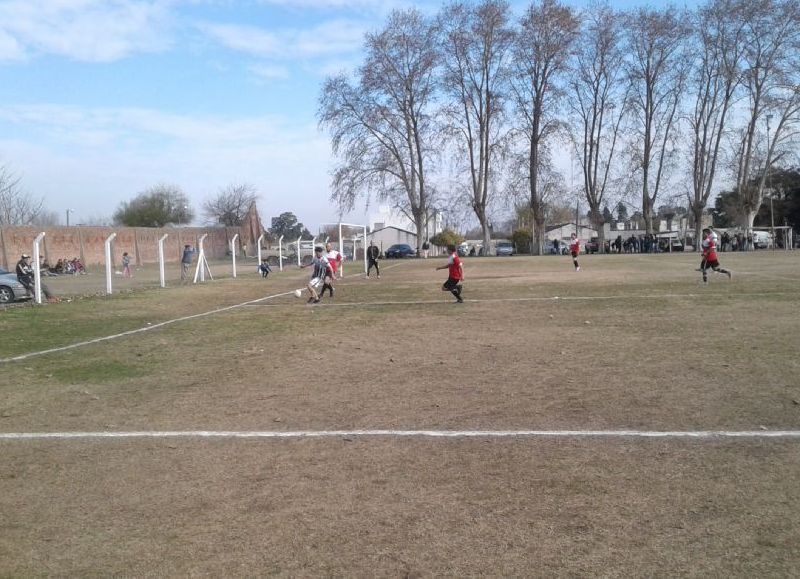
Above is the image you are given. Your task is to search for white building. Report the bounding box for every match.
[369,205,443,242]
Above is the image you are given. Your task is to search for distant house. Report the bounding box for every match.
[369,225,419,255]
[545,222,598,242]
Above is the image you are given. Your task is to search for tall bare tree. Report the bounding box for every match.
[439,0,513,254]
[623,6,690,234]
[509,0,580,255]
[733,0,800,231]
[686,0,747,249]
[0,165,44,225]
[567,3,627,251]
[318,9,439,250]
[203,183,258,226]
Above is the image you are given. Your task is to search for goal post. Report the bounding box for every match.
[319,222,368,277]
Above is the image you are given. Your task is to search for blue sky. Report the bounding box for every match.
[0,0,668,230]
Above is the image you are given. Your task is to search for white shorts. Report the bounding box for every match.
[309,277,322,288]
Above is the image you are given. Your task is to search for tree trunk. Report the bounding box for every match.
[643,196,654,235]
[692,205,704,253]
[482,219,492,256]
[534,215,545,255]
[413,208,426,254]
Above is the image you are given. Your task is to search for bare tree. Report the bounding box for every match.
[733,0,800,231]
[623,6,690,234]
[318,9,440,251]
[686,0,747,250]
[0,165,45,225]
[567,4,627,251]
[509,0,580,255]
[203,183,258,226]
[440,0,513,255]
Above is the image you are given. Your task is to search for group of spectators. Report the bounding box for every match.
[39,257,87,276]
[718,231,754,252]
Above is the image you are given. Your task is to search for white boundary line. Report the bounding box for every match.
[0,262,409,365]
[1,429,799,440]
[0,289,298,364]
[244,291,798,308]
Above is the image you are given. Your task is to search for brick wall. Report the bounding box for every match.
[0,225,249,269]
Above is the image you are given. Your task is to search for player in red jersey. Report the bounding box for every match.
[325,242,343,279]
[569,232,581,271]
[699,228,731,284]
[436,244,464,303]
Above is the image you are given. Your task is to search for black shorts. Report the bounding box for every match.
[443,277,462,290]
[571,251,578,258]
[702,259,720,269]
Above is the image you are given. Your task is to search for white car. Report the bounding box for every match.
[0,267,31,304]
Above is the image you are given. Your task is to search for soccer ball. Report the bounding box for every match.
[294,289,302,298]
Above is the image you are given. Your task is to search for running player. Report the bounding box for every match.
[300,246,332,303]
[699,228,731,284]
[325,242,343,279]
[569,233,580,271]
[436,244,464,303]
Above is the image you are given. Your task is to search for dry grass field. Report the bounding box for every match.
[1,251,799,577]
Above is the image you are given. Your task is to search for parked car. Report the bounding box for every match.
[0,267,30,304]
[385,243,417,258]
[584,237,611,254]
[495,241,514,256]
[657,238,685,252]
[751,231,773,249]
[457,243,469,257]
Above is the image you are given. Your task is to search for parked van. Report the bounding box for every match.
[751,230,773,249]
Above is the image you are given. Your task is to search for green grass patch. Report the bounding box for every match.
[49,360,148,384]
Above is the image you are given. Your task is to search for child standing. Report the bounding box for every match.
[259,258,272,278]
[436,244,464,303]
[569,233,580,271]
[122,252,132,278]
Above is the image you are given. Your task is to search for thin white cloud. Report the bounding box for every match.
[248,63,290,81]
[200,18,366,60]
[0,29,26,62]
[0,0,173,62]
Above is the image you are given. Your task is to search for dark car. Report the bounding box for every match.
[657,238,684,252]
[584,237,612,254]
[385,243,417,258]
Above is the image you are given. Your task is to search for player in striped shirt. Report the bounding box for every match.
[300,246,332,303]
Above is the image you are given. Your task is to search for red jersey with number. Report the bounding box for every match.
[702,238,718,261]
[448,253,462,280]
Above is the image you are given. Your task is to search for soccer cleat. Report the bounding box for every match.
[727,271,732,280]
[313,298,321,304]
[306,297,314,304]
[576,266,580,272]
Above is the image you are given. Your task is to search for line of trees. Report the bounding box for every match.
[319,0,800,253]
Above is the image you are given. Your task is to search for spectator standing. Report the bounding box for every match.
[122,252,132,278]
[181,245,194,283]
[367,241,380,279]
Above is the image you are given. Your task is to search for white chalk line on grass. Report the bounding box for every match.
[1,429,799,441]
[0,262,409,364]
[244,291,798,308]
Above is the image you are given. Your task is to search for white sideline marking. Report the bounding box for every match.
[244,291,796,308]
[1,429,799,441]
[0,289,299,364]
[0,262,408,364]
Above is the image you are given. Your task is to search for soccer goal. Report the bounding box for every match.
[319,222,368,276]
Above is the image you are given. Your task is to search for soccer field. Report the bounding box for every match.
[1,252,799,576]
